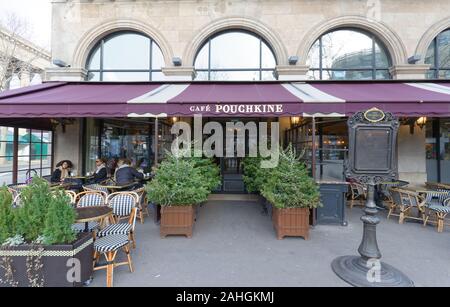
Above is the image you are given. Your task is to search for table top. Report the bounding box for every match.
[75,206,113,223]
[101,182,138,190]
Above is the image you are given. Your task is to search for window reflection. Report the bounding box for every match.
[307,29,391,80]
[194,31,277,81]
[426,29,450,79]
[86,31,164,81]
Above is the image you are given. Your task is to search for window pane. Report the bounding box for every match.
[17,170,29,184]
[18,144,30,156]
[376,70,391,80]
[152,71,169,81]
[194,71,209,81]
[151,43,165,70]
[18,156,30,170]
[261,43,276,68]
[41,156,52,169]
[261,70,276,80]
[103,72,150,82]
[210,32,261,69]
[209,70,260,81]
[42,143,52,156]
[307,70,321,80]
[103,33,150,70]
[307,40,321,68]
[42,131,52,143]
[18,128,30,143]
[322,69,373,80]
[0,172,13,185]
[0,156,13,171]
[88,47,101,70]
[0,127,13,141]
[425,43,435,67]
[31,130,42,143]
[375,43,390,68]
[194,44,209,69]
[31,143,42,156]
[426,69,437,79]
[437,29,450,68]
[42,168,51,177]
[0,142,13,158]
[439,69,450,79]
[87,71,100,81]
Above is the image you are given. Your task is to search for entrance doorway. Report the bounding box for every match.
[205,118,272,193]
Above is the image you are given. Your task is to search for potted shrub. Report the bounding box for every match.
[146,154,212,238]
[243,155,273,215]
[0,178,93,287]
[261,147,321,240]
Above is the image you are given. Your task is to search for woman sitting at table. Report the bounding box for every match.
[51,160,73,183]
[114,158,144,187]
[92,158,108,183]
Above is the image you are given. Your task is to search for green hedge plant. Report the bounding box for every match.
[261,146,321,209]
[0,186,14,245]
[146,154,210,206]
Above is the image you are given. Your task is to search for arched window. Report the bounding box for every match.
[194,30,277,81]
[425,29,450,79]
[86,31,165,81]
[307,29,392,80]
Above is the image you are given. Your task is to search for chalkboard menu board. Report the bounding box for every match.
[345,108,399,184]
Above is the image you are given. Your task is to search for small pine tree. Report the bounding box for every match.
[43,190,76,245]
[0,186,14,244]
[185,153,221,192]
[261,145,321,209]
[15,178,54,242]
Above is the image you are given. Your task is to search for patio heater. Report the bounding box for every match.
[331,108,414,287]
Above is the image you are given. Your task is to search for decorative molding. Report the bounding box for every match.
[416,17,450,64]
[183,16,288,67]
[389,64,431,80]
[44,67,88,81]
[296,15,408,66]
[275,65,309,80]
[72,19,174,69]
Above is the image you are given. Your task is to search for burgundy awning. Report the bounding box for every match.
[0,81,450,118]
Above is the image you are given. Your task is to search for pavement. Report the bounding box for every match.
[89,199,450,287]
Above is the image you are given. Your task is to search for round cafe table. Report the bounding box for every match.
[75,206,113,233]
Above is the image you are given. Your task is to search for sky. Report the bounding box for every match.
[0,0,52,49]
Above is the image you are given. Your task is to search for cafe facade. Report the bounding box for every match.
[1,0,450,196]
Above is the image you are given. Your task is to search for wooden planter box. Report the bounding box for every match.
[273,207,310,240]
[0,233,93,287]
[160,205,195,238]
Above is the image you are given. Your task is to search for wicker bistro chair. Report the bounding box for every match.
[7,184,28,199]
[423,189,450,233]
[132,187,150,224]
[71,191,108,234]
[98,192,139,249]
[93,234,134,288]
[388,188,426,224]
[12,193,22,208]
[64,190,77,206]
[83,184,110,195]
[348,182,367,209]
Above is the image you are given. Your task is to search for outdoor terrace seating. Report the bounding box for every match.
[388,187,426,224]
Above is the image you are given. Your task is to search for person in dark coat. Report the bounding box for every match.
[51,160,73,183]
[92,158,108,183]
[114,158,144,187]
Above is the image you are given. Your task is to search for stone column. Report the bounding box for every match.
[275,65,310,81]
[389,64,431,80]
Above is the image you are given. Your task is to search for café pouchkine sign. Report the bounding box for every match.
[188,104,284,115]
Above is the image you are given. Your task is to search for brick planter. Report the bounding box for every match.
[160,205,195,238]
[273,207,310,240]
[0,233,93,287]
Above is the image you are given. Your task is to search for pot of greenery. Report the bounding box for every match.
[261,146,321,240]
[0,178,93,287]
[146,154,216,238]
[243,155,272,215]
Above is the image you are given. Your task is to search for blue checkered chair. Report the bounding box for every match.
[388,188,426,224]
[71,191,108,234]
[98,192,139,248]
[83,184,110,195]
[93,234,134,287]
[424,189,450,232]
[132,187,150,224]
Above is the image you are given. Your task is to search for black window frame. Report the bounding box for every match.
[426,29,450,79]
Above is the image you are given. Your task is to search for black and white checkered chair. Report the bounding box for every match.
[424,189,450,232]
[83,184,110,195]
[93,234,133,287]
[132,187,150,224]
[71,191,108,234]
[99,192,139,248]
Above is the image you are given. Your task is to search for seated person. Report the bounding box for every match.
[92,158,108,183]
[51,160,73,183]
[114,158,144,186]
